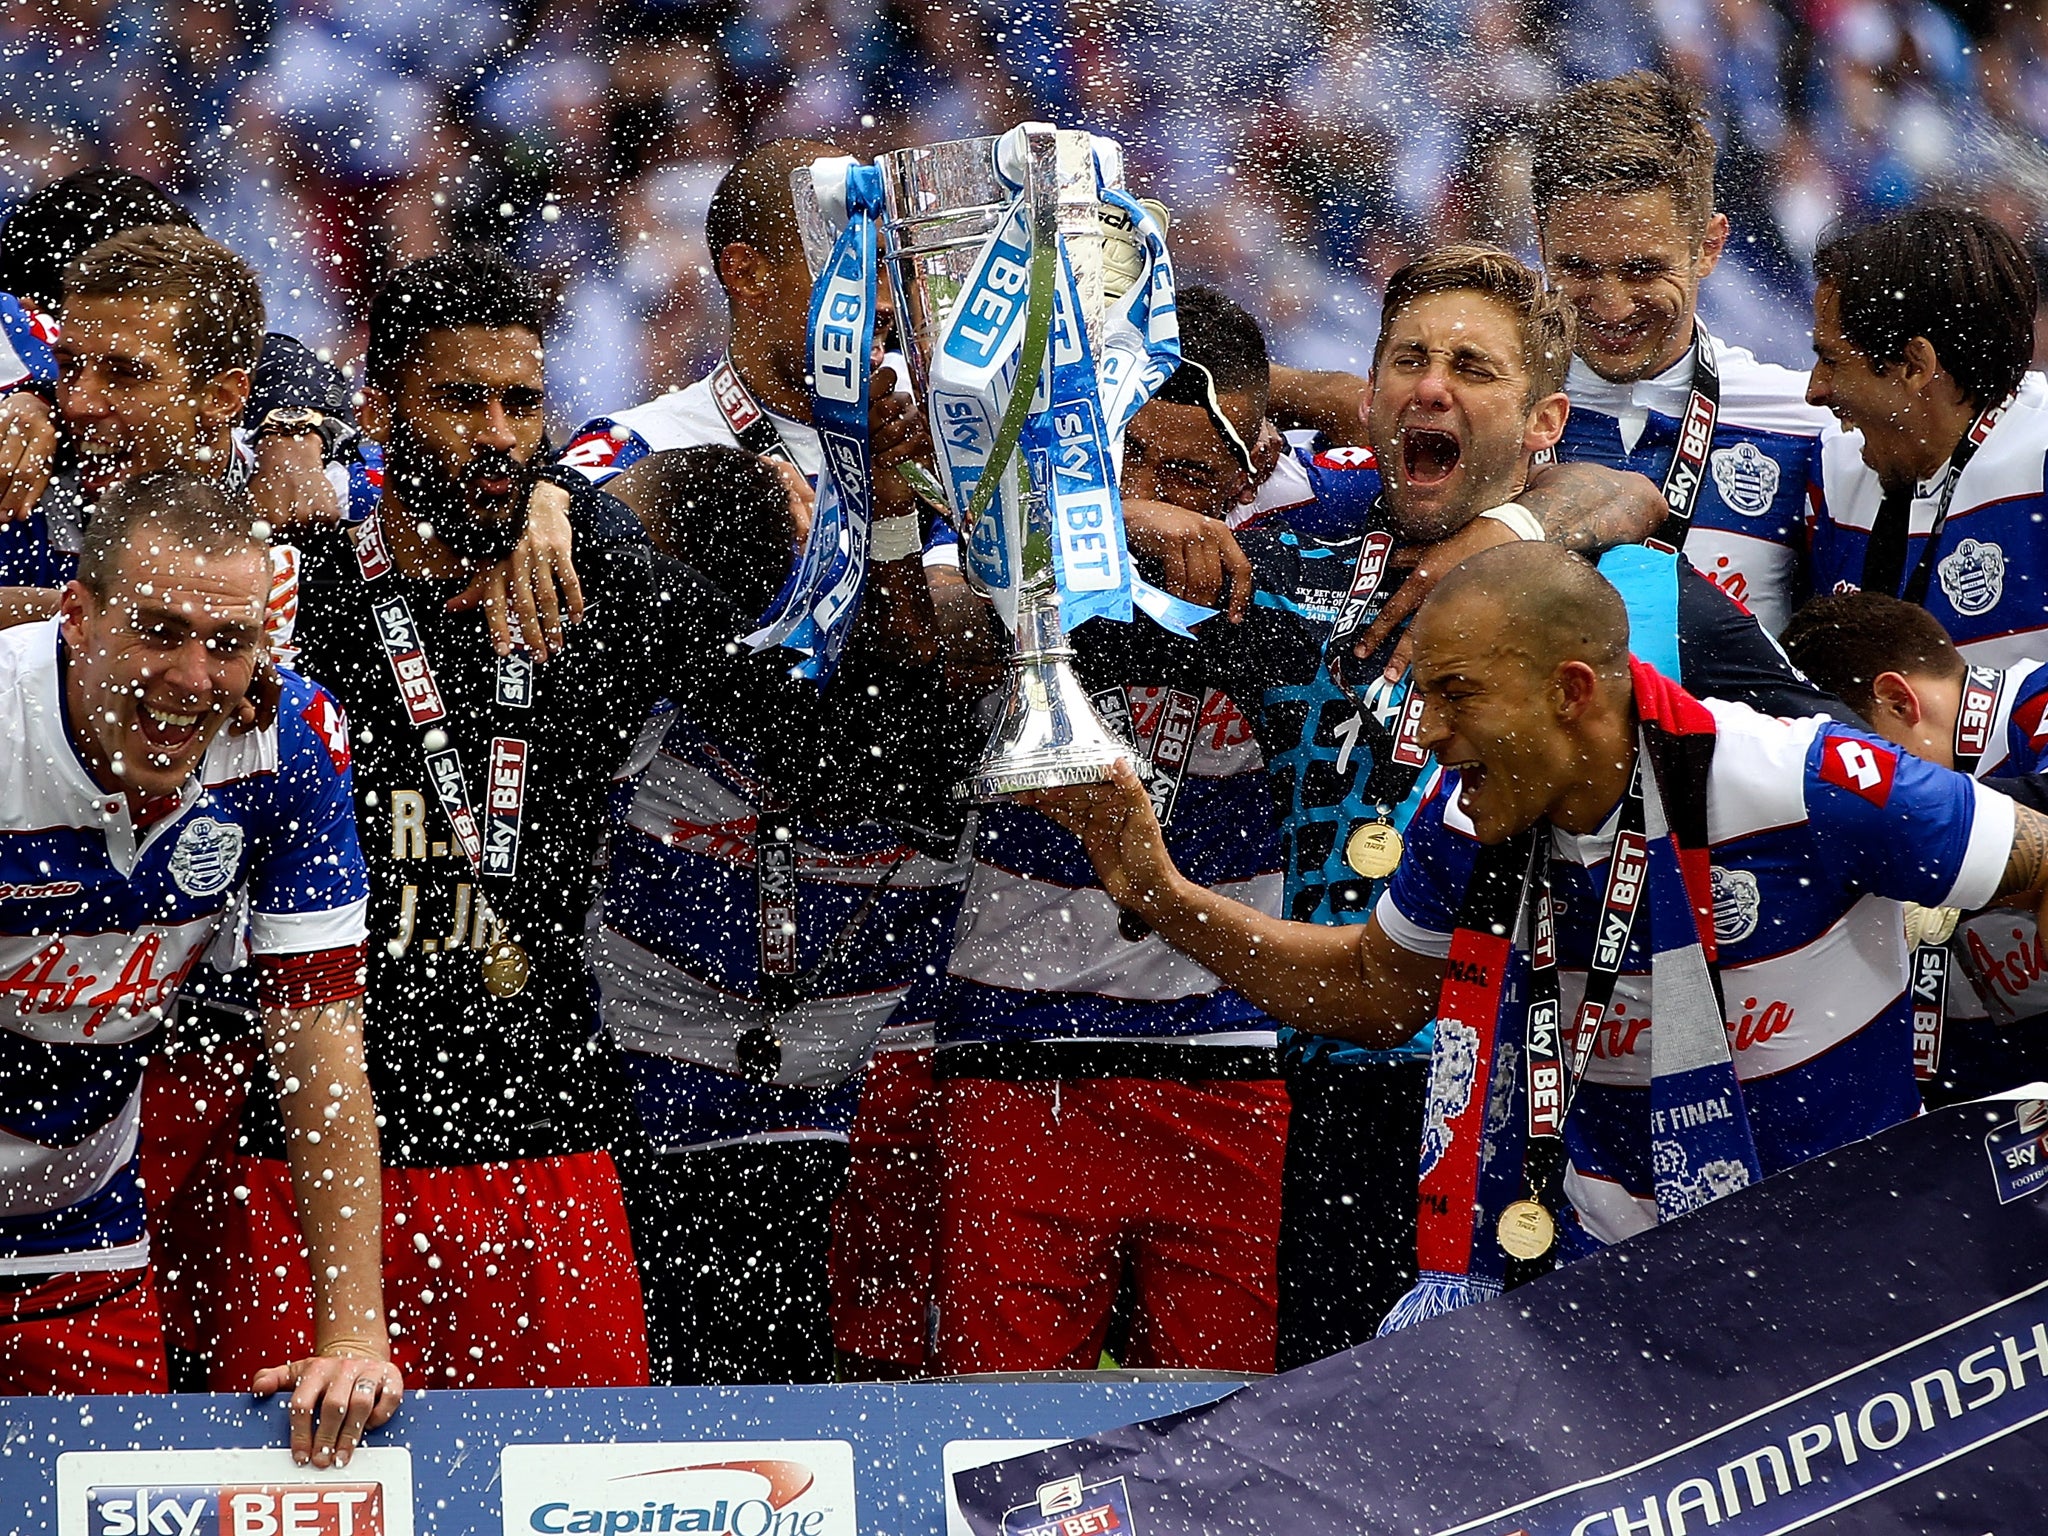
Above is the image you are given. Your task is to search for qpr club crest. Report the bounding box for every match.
[1710,866,1761,946]
[1938,537,2007,617]
[1708,441,1780,516]
[167,816,244,898]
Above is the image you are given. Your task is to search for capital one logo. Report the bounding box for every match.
[1818,732,1898,807]
[501,1442,855,1536]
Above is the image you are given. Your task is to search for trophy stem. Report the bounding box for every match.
[953,486,1137,802]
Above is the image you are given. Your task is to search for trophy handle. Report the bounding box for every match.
[789,164,836,279]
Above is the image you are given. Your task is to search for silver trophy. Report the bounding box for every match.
[870,126,1138,801]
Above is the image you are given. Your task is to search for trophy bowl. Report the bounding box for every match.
[872,128,1140,802]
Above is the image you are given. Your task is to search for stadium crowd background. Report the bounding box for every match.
[1,0,2045,433]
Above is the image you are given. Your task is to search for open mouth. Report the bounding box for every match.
[1582,316,1654,354]
[1402,427,1462,487]
[467,456,524,508]
[136,702,204,764]
[1448,760,1486,814]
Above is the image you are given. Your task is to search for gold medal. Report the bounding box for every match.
[1497,1198,1557,1261]
[1344,820,1404,880]
[480,941,530,999]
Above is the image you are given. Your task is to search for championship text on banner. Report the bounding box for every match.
[951,1098,2048,1535]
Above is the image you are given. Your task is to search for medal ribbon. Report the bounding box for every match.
[1912,663,2002,1079]
[352,507,529,883]
[708,355,798,466]
[741,818,914,1081]
[1326,501,1433,819]
[741,163,886,683]
[1092,683,1204,829]
[1647,324,1721,553]
[1522,761,1649,1152]
[1868,392,2016,604]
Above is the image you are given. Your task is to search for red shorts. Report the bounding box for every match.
[178,1149,650,1391]
[830,1046,940,1368]
[140,1045,255,1353]
[0,1268,168,1395]
[935,1074,1289,1375]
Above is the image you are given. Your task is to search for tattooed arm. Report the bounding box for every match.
[1521,461,1668,554]
[1997,803,2048,916]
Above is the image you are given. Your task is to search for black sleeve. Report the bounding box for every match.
[245,332,355,427]
[558,467,649,546]
[1675,562,1861,725]
[1983,774,2048,815]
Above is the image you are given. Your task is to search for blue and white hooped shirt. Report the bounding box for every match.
[592,706,971,1152]
[1378,697,2011,1248]
[1556,334,1831,636]
[0,620,368,1273]
[569,366,968,1149]
[1812,373,2048,667]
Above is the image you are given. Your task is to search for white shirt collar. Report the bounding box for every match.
[28,621,212,872]
[1566,331,1713,454]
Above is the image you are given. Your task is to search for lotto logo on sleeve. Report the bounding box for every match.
[1311,445,1376,472]
[302,690,352,776]
[87,1484,384,1536]
[2015,689,2048,753]
[1818,733,1899,807]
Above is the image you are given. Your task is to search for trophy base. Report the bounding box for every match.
[952,637,1139,803]
[953,744,1136,803]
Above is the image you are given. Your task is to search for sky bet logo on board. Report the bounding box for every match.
[499,1441,857,1536]
[57,1449,414,1536]
[86,1484,382,1536]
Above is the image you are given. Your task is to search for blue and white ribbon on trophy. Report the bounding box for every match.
[926,124,1207,639]
[739,158,885,683]
[1022,240,1132,630]
[1076,143,1197,633]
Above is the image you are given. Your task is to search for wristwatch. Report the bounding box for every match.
[254,406,349,461]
